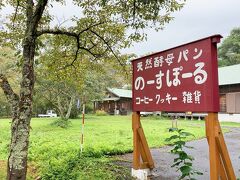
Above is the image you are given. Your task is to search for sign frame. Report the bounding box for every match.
[131,35,222,113]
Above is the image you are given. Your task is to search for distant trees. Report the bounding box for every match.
[0,47,19,117]
[0,94,11,117]
[34,35,132,120]
[34,60,131,120]
[218,27,240,67]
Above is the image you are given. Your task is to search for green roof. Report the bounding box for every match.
[102,97,120,101]
[107,88,132,98]
[218,64,240,85]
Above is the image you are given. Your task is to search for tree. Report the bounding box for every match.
[218,27,240,67]
[35,54,132,121]
[0,0,184,179]
[35,36,130,121]
[0,47,19,117]
[36,76,80,120]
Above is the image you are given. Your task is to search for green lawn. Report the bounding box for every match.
[0,115,235,179]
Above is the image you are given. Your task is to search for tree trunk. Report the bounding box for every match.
[65,95,76,119]
[5,0,48,178]
[7,33,36,179]
[57,96,65,119]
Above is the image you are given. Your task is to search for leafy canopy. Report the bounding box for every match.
[0,0,185,66]
[0,0,185,109]
[218,27,240,67]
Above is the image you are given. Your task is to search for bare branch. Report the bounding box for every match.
[70,35,104,66]
[26,0,34,26]
[89,30,130,77]
[80,46,102,57]
[78,21,105,35]
[133,0,136,23]
[37,29,80,65]
[35,20,107,65]
[36,21,104,37]
[36,28,103,66]
[12,0,20,28]
[32,0,48,30]
[70,36,81,66]
[36,29,79,38]
[36,89,60,112]
[90,30,125,67]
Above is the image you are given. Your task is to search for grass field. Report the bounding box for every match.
[0,115,237,179]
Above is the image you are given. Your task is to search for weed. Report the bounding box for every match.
[165,128,203,180]
[50,118,72,128]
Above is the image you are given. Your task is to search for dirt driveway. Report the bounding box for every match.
[120,127,240,179]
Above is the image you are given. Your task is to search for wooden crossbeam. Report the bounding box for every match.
[132,112,154,170]
[137,127,154,168]
[219,157,227,180]
[206,113,236,180]
[216,133,236,178]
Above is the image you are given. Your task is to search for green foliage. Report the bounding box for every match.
[84,103,94,114]
[218,27,240,67]
[69,105,80,119]
[0,116,235,179]
[0,100,11,117]
[50,119,72,128]
[0,0,186,66]
[40,152,130,180]
[0,115,212,178]
[0,47,20,117]
[0,47,19,75]
[95,110,108,116]
[0,115,236,180]
[165,128,203,180]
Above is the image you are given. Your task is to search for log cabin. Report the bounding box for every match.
[93,88,132,115]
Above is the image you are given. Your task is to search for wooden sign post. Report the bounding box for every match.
[132,111,154,170]
[206,113,236,180]
[131,35,236,179]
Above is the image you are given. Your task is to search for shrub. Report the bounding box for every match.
[95,110,107,116]
[50,119,72,128]
[85,103,94,114]
[69,106,80,119]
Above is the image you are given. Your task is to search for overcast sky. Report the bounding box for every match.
[123,0,240,56]
[2,0,240,57]
[49,0,240,56]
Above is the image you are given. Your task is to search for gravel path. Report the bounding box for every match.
[119,127,240,179]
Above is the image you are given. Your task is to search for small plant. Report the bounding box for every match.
[165,128,203,180]
[50,118,72,128]
[96,110,107,116]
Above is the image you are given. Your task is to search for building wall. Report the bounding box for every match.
[219,84,240,113]
[118,98,132,115]
[219,94,226,112]
[94,98,132,115]
[219,84,240,94]
[226,92,240,113]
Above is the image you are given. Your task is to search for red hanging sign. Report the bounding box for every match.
[132,35,222,112]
